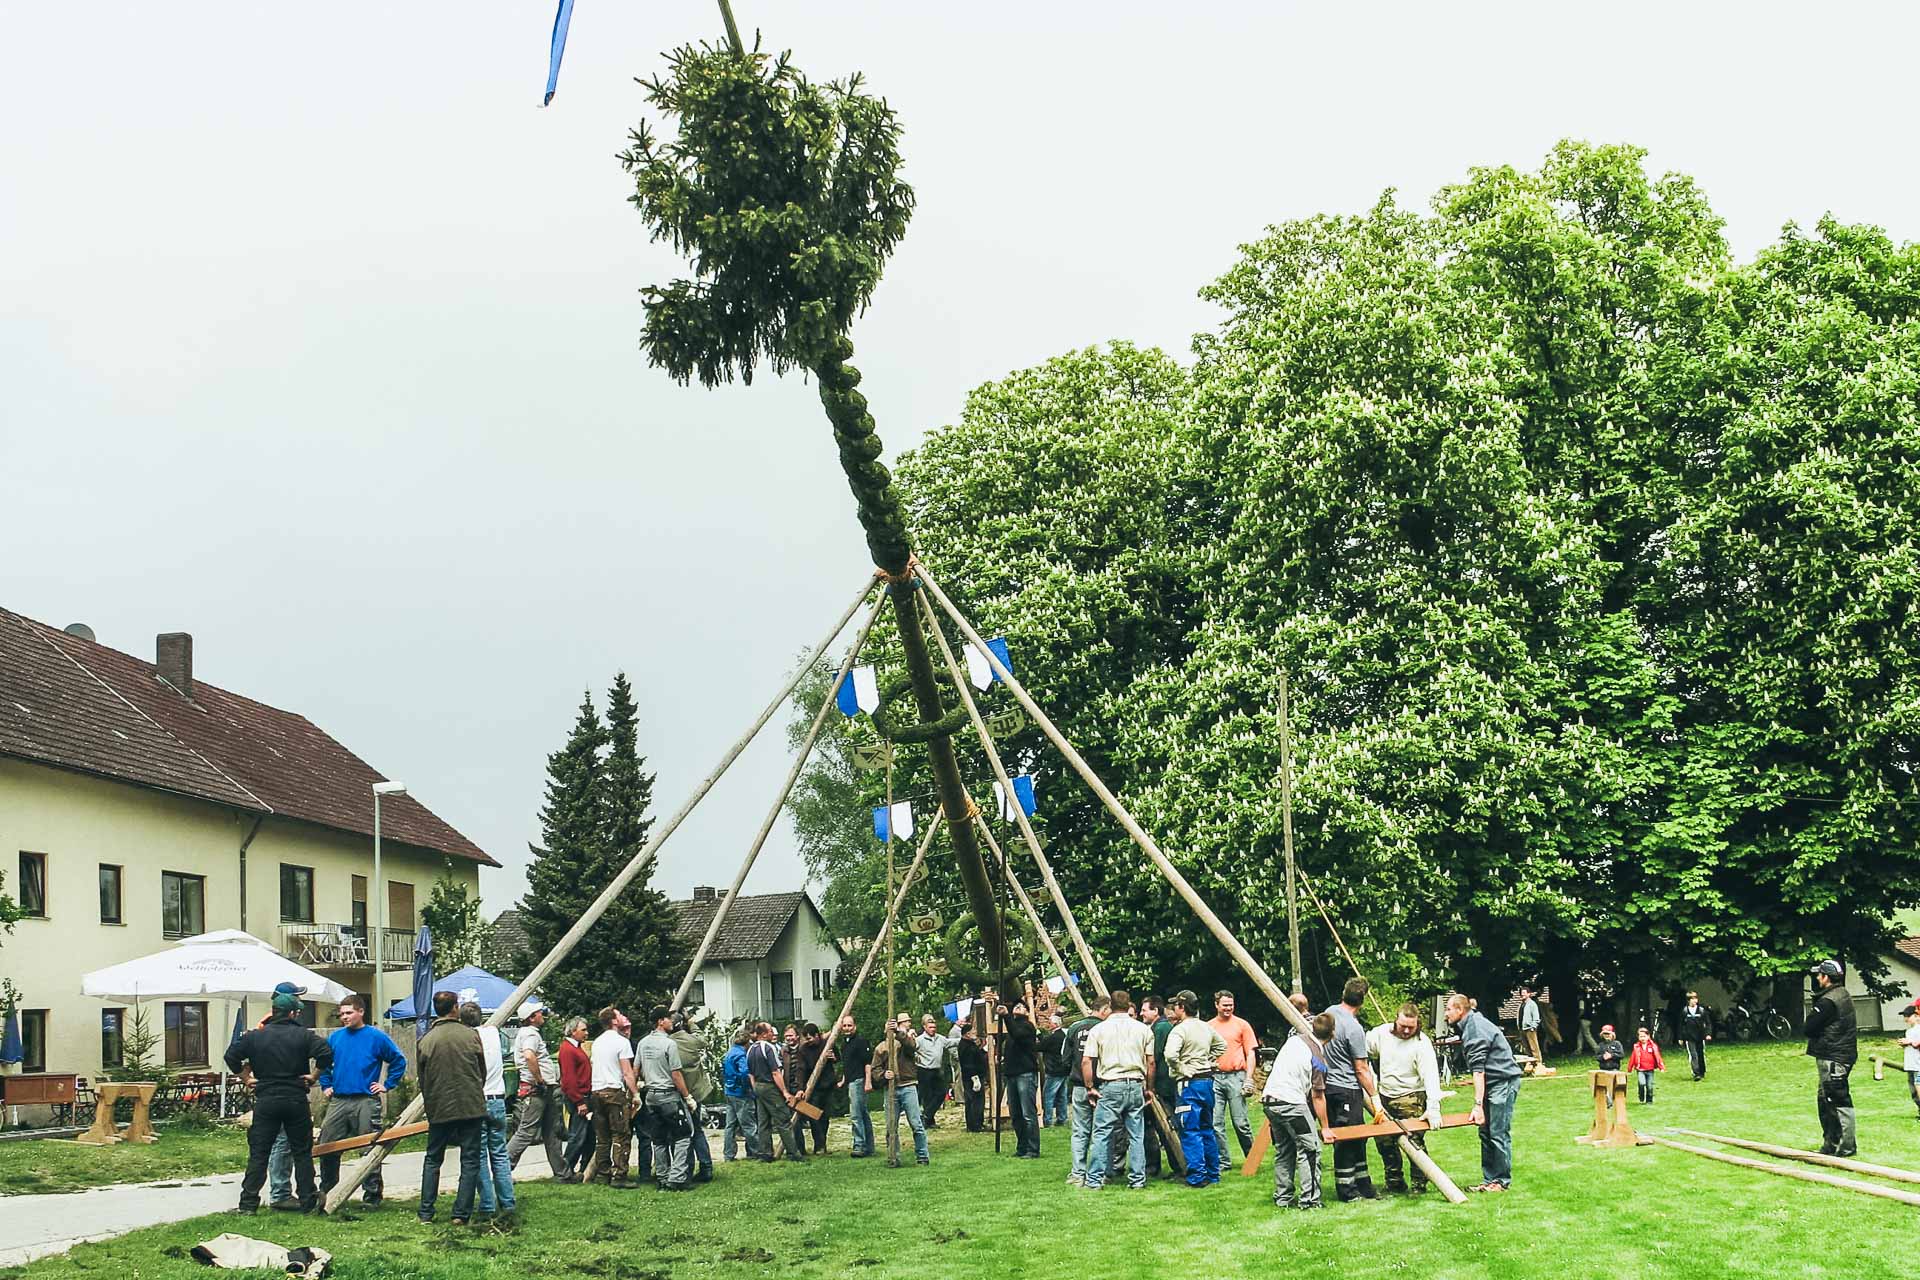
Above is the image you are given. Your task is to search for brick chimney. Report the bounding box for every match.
[691,886,717,903]
[156,632,193,696]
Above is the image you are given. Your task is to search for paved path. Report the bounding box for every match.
[0,1148,557,1267]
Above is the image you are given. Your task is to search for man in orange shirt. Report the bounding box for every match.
[1209,990,1260,1158]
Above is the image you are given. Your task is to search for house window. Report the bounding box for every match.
[161,871,205,938]
[810,968,835,1001]
[688,979,706,1007]
[102,1009,125,1068]
[20,1010,47,1072]
[387,881,415,931]
[280,865,315,923]
[99,864,123,924]
[17,852,47,918]
[164,1002,208,1067]
[351,875,368,936]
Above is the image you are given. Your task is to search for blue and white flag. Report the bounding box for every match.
[994,774,1038,820]
[942,997,976,1023]
[872,799,913,843]
[542,0,576,106]
[1045,973,1081,996]
[836,665,881,718]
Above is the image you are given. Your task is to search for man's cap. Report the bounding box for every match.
[272,991,302,1013]
[1811,959,1844,980]
[517,998,547,1020]
[1600,1024,1615,1036]
[273,981,306,996]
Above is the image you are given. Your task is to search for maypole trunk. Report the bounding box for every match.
[814,336,1008,983]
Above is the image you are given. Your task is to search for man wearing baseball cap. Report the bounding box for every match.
[226,982,333,1213]
[1805,959,1857,1157]
[506,999,567,1175]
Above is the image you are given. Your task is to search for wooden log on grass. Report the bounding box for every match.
[918,565,1468,1206]
[1648,1136,1920,1207]
[1669,1128,1920,1185]
[324,576,881,1213]
[310,1121,429,1157]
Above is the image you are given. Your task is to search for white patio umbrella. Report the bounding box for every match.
[80,930,351,1115]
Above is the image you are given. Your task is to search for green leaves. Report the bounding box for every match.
[621,44,913,385]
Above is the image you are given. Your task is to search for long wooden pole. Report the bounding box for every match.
[915,564,1466,1205]
[715,0,744,54]
[1669,1128,1920,1185]
[1648,1136,1920,1207]
[972,815,1090,1017]
[324,576,880,1212]
[673,591,886,1008]
[916,591,1107,997]
[791,816,942,1116]
[1278,676,1301,997]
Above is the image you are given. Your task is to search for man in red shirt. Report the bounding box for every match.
[1209,991,1260,1158]
[554,1016,594,1182]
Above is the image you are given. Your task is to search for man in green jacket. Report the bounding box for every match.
[415,991,486,1224]
[668,1011,714,1182]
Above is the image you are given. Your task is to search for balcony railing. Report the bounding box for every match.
[281,924,416,970]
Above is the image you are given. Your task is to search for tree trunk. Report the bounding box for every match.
[815,337,1008,984]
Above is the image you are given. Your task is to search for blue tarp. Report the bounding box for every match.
[386,963,519,1021]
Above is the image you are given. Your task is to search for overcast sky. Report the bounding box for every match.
[6,3,1917,919]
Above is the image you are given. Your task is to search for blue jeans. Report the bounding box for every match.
[1007,1072,1040,1157]
[848,1079,874,1155]
[1042,1075,1069,1126]
[687,1102,712,1176]
[419,1117,483,1221]
[1069,1084,1097,1180]
[891,1083,929,1162]
[1481,1075,1519,1187]
[268,1132,292,1203]
[1087,1080,1145,1189]
[476,1097,515,1213]
[722,1093,757,1159]
[1177,1078,1219,1185]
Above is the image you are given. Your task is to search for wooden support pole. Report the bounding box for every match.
[325,576,881,1213]
[1669,1128,1920,1185]
[916,564,1468,1206]
[916,591,1107,997]
[1648,1136,1920,1207]
[310,1121,430,1158]
[972,815,1090,1017]
[1278,676,1301,997]
[791,816,942,1120]
[673,591,886,1009]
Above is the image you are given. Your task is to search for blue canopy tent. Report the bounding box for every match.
[385,964,520,1022]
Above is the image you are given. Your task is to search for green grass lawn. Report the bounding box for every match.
[5,1041,1915,1279]
[0,1123,248,1195]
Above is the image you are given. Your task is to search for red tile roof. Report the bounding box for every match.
[0,606,496,866]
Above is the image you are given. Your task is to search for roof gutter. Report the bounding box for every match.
[237,813,265,933]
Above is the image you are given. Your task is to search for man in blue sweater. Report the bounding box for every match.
[315,993,407,1208]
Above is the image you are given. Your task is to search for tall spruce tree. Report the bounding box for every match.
[519,680,688,1017]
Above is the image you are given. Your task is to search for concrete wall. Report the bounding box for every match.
[0,756,476,1091]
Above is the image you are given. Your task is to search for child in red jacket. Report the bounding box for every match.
[1627,1027,1664,1104]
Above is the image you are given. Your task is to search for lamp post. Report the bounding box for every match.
[371,781,408,1024]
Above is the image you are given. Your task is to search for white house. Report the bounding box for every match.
[492,887,844,1027]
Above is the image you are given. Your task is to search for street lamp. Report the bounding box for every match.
[371,781,407,1023]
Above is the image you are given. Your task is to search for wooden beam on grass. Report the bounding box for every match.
[310,1121,429,1158]
[1669,1128,1920,1186]
[1648,1136,1920,1207]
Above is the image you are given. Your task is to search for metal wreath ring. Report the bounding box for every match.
[941,909,1040,987]
[870,672,970,744]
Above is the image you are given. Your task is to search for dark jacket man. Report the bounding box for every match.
[1805,961,1858,1157]
[226,996,332,1212]
[415,1001,489,1222]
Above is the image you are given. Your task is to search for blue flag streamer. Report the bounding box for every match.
[986,636,1012,682]
[1011,774,1036,817]
[543,0,576,106]
[836,672,860,718]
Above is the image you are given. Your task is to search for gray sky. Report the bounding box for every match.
[6,2,1917,918]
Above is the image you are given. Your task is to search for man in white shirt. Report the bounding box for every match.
[1366,1001,1443,1194]
[1900,1001,1920,1118]
[589,1006,639,1187]
[1080,989,1156,1190]
[460,999,515,1221]
[1260,1010,1334,1209]
[506,999,567,1175]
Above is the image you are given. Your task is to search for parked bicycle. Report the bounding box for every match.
[1722,999,1792,1041]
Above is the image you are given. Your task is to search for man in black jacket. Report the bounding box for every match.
[998,1000,1041,1158]
[1675,992,1712,1081]
[1805,960,1857,1157]
[226,984,333,1213]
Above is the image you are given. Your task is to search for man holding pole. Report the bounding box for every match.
[1163,992,1226,1186]
[872,1014,929,1164]
[1366,1002,1442,1195]
[1322,977,1383,1201]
